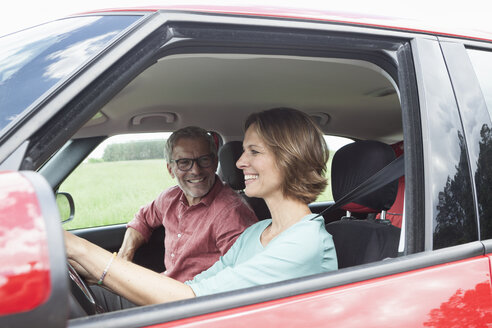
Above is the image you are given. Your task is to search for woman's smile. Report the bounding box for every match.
[244,174,259,184]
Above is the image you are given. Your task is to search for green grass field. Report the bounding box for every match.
[60,158,334,230]
[60,159,171,229]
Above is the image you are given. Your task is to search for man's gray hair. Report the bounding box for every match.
[165,126,217,162]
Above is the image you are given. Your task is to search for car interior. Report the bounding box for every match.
[38,50,406,316]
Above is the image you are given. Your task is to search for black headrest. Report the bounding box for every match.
[331,140,398,213]
[218,141,245,191]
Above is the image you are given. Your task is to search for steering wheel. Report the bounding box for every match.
[67,262,105,317]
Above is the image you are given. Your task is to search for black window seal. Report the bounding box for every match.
[397,41,425,254]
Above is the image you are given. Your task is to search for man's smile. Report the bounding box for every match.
[187,176,206,184]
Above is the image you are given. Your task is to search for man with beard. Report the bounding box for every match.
[119,126,257,282]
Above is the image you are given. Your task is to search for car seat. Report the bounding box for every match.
[218,141,271,220]
[326,140,401,269]
[375,141,404,228]
[209,131,223,152]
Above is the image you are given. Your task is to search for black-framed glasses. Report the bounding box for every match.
[170,153,215,171]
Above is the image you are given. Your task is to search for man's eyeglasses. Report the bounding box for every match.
[170,153,215,171]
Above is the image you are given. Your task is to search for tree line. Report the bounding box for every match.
[102,140,166,162]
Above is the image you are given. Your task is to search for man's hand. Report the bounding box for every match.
[118,228,146,262]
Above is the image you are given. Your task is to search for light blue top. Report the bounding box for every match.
[185,213,337,296]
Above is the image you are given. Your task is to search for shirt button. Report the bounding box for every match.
[177,233,182,238]
[171,253,175,258]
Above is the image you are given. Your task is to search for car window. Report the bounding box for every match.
[59,133,172,230]
[60,132,353,229]
[467,48,492,239]
[0,15,142,137]
[316,135,354,202]
[16,15,416,313]
[468,49,492,118]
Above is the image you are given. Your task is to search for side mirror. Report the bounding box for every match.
[56,192,75,224]
[0,171,68,327]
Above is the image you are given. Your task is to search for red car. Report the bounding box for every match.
[1,4,492,327]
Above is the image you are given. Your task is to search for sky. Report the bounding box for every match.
[1,1,491,38]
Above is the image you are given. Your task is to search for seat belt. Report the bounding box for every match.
[314,155,404,219]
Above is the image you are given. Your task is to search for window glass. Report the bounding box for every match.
[0,15,142,137]
[467,48,492,239]
[60,133,172,230]
[61,133,354,229]
[417,41,477,249]
[468,49,492,114]
[316,136,353,202]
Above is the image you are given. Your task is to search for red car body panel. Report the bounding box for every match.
[154,257,492,327]
[0,171,51,315]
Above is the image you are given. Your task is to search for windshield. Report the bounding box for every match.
[0,15,142,137]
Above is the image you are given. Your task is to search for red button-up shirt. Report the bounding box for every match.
[127,176,257,282]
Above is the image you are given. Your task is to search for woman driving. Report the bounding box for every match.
[64,107,337,310]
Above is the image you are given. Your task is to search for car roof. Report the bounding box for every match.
[76,4,492,43]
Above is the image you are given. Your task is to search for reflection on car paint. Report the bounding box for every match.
[424,281,492,327]
[0,171,51,315]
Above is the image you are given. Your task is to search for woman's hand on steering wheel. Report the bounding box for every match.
[68,259,98,285]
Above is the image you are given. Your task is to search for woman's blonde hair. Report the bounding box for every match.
[245,108,329,204]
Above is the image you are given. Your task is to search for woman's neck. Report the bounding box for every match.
[264,195,311,235]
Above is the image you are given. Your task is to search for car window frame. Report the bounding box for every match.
[23,10,424,240]
[47,11,431,326]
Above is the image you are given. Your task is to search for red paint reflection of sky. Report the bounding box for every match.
[0,171,51,315]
